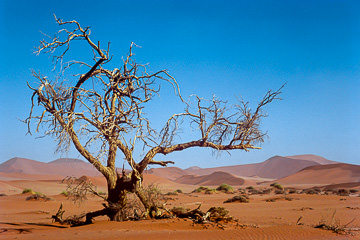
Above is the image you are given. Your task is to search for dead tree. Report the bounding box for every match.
[26,15,283,222]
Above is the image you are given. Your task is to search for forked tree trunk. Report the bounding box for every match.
[105,171,151,221]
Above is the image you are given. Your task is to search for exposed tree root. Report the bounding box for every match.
[52,202,235,228]
[51,202,89,226]
[52,202,123,226]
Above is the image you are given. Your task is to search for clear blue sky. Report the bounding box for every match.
[0,0,359,168]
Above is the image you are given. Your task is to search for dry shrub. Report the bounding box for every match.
[207,207,230,221]
[275,189,285,195]
[62,176,104,205]
[337,189,350,196]
[60,191,69,197]
[265,198,278,202]
[120,184,166,220]
[247,188,261,194]
[192,186,209,193]
[288,189,297,194]
[349,189,358,194]
[205,188,217,194]
[270,182,284,190]
[22,189,35,194]
[224,195,249,203]
[143,184,162,204]
[26,193,53,201]
[260,189,272,194]
[237,188,246,194]
[302,189,320,195]
[164,191,178,196]
[299,207,314,211]
[315,210,353,235]
[216,184,234,193]
[123,193,146,220]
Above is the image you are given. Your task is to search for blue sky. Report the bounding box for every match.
[0,0,359,168]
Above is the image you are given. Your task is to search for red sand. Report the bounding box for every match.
[1,156,359,239]
[1,191,359,239]
[175,171,248,186]
[0,172,359,239]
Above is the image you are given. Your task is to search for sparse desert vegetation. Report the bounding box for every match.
[174,189,183,193]
[1,164,360,239]
[216,184,234,193]
[26,193,53,201]
[205,188,217,194]
[224,195,249,203]
[164,191,178,196]
[22,188,35,194]
[192,186,210,193]
[1,155,359,239]
[314,210,354,235]
[270,182,284,190]
[60,191,69,197]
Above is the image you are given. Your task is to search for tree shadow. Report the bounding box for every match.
[0,221,68,229]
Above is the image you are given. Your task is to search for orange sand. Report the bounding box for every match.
[1,174,359,239]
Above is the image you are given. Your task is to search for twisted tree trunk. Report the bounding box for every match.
[105,170,151,221]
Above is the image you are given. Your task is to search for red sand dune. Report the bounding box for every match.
[285,154,338,165]
[0,155,340,182]
[0,157,101,177]
[186,155,325,179]
[276,163,360,185]
[175,171,248,186]
[146,167,190,181]
[1,155,358,192]
[142,173,196,192]
[0,157,51,174]
[320,182,360,190]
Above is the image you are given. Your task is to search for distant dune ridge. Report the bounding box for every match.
[276,163,360,185]
[146,167,190,181]
[148,154,357,186]
[175,171,246,186]
[284,154,338,165]
[185,154,338,179]
[0,154,358,187]
[0,157,101,177]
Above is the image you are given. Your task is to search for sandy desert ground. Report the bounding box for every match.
[1,172,359,240]
[1,155,359,239]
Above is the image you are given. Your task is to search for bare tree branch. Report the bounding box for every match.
[27,16,283,222]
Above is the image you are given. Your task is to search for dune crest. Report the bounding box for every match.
[0,157,100,177]
[276,163,360,185]
[175,171,248,186]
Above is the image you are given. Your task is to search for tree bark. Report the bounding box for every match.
[105,170,147,221]
[106,174,128,221]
